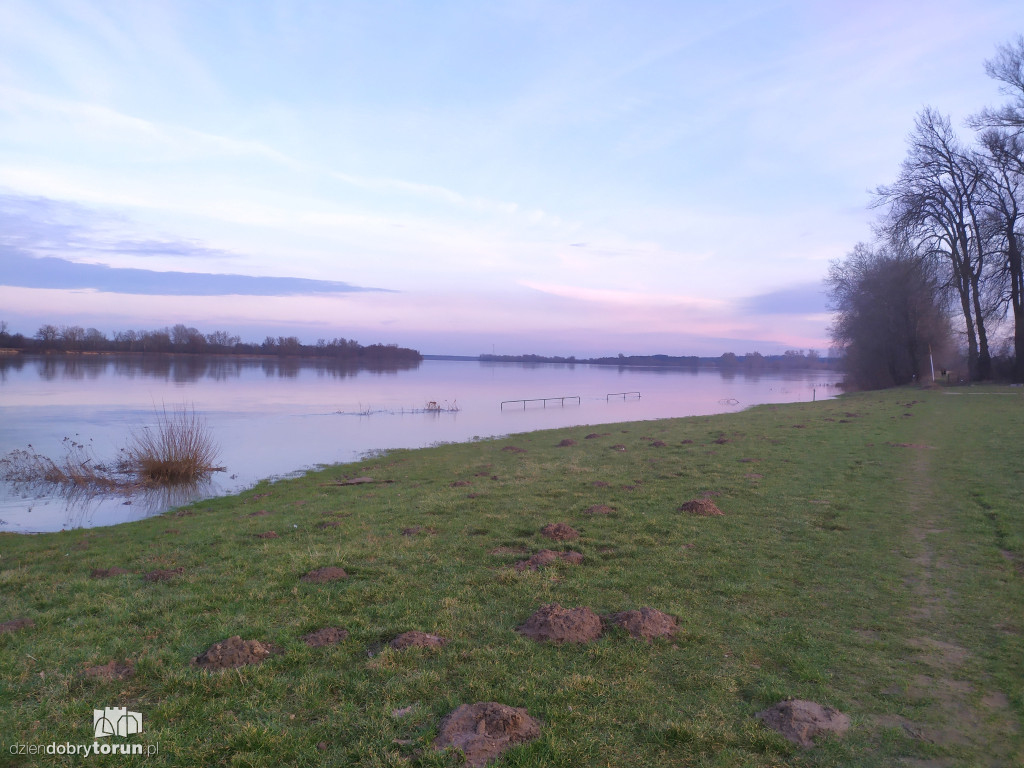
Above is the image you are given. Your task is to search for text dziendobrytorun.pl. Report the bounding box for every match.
[9,741,159,757]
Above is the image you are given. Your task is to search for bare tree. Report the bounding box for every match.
[971,36,1024,134]
[828,243,951,389]
[875,108,994,380]
[972,37,1024,381]
[976,129,1024,380]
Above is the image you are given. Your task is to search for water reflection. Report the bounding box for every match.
[1,355,840,532]
[0,353,421,384]
[4,474,219,530]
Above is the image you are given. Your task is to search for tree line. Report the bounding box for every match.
[0,321,422,363]
[828,36,1024,388]
[479,349,834,371]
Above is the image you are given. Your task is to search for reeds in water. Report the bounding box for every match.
[126,405,223,485]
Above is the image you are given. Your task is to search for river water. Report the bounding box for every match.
[0,355,840,532]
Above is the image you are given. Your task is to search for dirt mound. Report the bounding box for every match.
[301,566,348,583]
[517,603,602,644]
[585,433,607,439]
[193,636,276,669]
[302,627,349,647]
[0,617,34,633]
[434,702,541,767]
[541,523,579,541]
[255,531,279,539]
[755,699,850,748]
[583,504,614,515]
[143,567,184,582]
[90,567,129,578]
[679,499,724,516]
[557,438,577,447]
[514,550,584,571]
[450,480,472,487]
[611,444,627,451]
[83,659,133,680]
[247,509,271,517]
[605,607,678,641]
[389,631,448,650]
[651,440,667,447]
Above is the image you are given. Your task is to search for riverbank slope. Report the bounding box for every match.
[1,387,1021,766]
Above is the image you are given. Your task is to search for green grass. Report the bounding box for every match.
[1,387,1022,766]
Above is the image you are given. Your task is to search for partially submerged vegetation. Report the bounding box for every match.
[126,406,223,485]
[0,405,222,494]
[0,387,1021,766]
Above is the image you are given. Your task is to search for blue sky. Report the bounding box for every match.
[1,0,1020,356]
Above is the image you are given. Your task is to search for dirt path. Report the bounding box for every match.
[878,420,1018,765]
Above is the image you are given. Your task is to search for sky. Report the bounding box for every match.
[1,0,1021,357]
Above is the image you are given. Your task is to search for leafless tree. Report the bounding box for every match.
[971,36,1024,134]
[875,108,994,380]
[975,129,1024,380]
[971,37,1024,381]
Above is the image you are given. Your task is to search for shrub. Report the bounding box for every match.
[126,405,222,485]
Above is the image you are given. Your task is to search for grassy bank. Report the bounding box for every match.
[1,387,1022,766]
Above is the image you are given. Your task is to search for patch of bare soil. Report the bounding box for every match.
[585,433,608,439]
[489,545,529,555]
[651,440,667,447]
[301,566,348,583]
[247,509,271,517]
[557,438,577,447]
[605,607,677,641]
[450,480,472,487]
[756,699,850,748]
[514,550,584,571]
[143,567,184,582]
[255,531,278,539]
[302,627,349,647]
[90,567,129,578]
[541,522,579,541]
[0,617,34,633]
[193,636,276,669]
[83,659,133,680]
[434,702,541,767]
[679,499,724,516]
[611,444,627,451]
[390,631,448,650]
[334,476,376,485]
[583,504,614,515]
[517,603,602,644]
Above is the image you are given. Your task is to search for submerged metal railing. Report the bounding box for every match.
[606,391,641,401]
[500,396,581,410]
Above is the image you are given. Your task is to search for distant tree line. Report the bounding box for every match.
[479,350,834,371]
[829,36,1024,387]
[0,321,422,363]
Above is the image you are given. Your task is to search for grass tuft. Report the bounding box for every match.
[126,405,223,485]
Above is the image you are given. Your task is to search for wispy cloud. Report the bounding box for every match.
[740,281,830,315]
[0,247,385,297]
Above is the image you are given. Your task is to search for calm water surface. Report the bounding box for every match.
[0,355,840,532]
